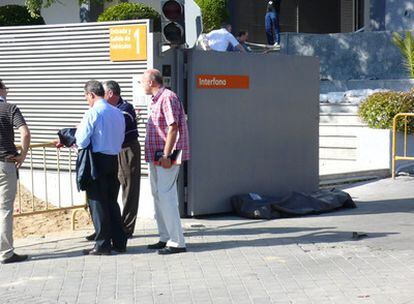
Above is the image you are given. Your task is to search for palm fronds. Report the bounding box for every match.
[392,31,414,78]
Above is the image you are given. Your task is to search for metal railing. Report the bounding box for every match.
[392,113,414,178]
[13,141,88,230]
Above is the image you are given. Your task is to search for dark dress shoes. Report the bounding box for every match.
[147,241,167,250]
[82,248,111,256]
[111,246,127,253]
[158,246,187,255]
[85,232,96,241]
[1,253,28,264]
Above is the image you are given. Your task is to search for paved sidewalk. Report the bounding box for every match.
[2,177,414,304]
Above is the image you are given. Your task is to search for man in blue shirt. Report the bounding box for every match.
[265,1,280,45]
[76,80,127,255]
[103,80,140,239]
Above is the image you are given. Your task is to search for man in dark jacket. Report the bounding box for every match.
[103,80,141,239]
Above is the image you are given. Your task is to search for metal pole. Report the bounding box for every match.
[296,0,300,33]
[392,114,398,179]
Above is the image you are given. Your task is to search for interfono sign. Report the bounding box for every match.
[110,25,147,61]
[196,75,249,89]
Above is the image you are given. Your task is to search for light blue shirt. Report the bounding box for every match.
[75,99,125,155]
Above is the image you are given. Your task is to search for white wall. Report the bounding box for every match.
[129,0,161,13]
[41,0,81,24]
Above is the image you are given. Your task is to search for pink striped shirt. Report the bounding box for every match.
[145,87,190,162]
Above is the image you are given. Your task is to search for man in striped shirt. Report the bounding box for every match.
[0,79,31,264]
[142,69,190,255]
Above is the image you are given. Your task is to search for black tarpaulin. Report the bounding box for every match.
[231,188,356,220]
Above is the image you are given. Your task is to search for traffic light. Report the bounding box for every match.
[161,0,185,46]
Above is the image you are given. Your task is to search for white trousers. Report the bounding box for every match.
[149,163,185,248]
[0,161,17,261]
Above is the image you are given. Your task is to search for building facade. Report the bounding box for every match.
[229,0,414,43]
[1,0,413,42]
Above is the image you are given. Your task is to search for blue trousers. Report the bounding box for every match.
[266,12,280,45]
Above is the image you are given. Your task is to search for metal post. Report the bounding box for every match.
[43,147,48,209]
[57,148,61,208]
[30,148,34,211]
[296,0,300,33]
[392,114,398,179]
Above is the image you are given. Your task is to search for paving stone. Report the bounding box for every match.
[5,177,414,303]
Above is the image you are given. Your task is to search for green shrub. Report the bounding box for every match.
[0,5,45,26]
[97,3,160,31]
[358,91,414,133]
[195,0,229,33]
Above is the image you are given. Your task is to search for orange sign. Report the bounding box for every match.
[196,75,249,89]
[110,25,147,61]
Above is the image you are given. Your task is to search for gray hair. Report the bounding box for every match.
[84,80,104,97]
[103,80,121,96]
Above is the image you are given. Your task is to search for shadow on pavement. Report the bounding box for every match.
[20,226,398,260]
[28,244,151,261]
[186,230,399,253]
[184,226,336,237]
[200,197,414,221]
[312,198,414,217]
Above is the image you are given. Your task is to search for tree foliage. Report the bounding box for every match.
[25,0,57,16]
[0,5,45,26]
[194,0,229,33]
[392,31,414,78]
[25,0,95,16]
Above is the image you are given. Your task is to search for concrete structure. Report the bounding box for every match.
[186,50,320,215]
[280,31,408,81]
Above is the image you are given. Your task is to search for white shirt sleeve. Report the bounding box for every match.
[227,33,240,47]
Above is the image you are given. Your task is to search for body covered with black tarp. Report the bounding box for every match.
[231,189,356,220]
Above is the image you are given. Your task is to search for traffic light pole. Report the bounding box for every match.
[174,47,190,217]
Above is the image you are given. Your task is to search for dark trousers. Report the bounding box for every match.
[86,153,127,251]
[118,140,141,235]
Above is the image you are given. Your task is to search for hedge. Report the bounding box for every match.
[98,3,160,31]
[358,91,414,133]
[0,5,45,26]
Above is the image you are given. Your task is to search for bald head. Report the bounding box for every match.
[141,69,163,95]
[144,69,163,86]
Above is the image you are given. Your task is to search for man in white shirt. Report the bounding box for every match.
[205,23,246,53]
